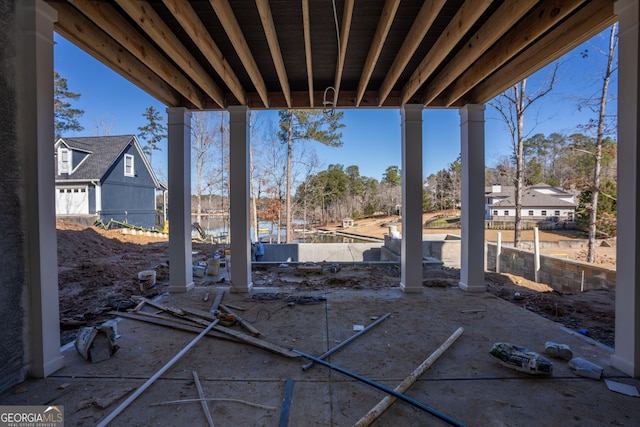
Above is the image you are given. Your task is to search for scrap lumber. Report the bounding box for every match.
[97,319,219,427]
[352,327,465,427]
[210,289,225,312]
[112,310,298,358]
[192,371,215,427]
[219,303,262,337]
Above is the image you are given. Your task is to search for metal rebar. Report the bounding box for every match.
[302,312,391,371]
[292,349,466,427]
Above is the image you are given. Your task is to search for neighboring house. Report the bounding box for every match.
[54,135,165,229]
[485,183,577,228]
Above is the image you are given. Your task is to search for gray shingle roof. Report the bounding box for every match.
[56,135,135,182]
[490,185,577,208]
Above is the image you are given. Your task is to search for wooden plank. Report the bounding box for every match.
[210,289,225,312]
[219,303,262,337]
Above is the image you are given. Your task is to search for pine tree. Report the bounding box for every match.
[54,71,84,139]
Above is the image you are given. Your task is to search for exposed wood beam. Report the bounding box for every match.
[68,0,204,109]
[332,0,354,103]
[302,0,314,108]
[467,0,616,104]
[114,0,224,108]
[255,0,291,108]
[377,0,446,106]
[49,1,182,107]
[209,0,269,108]
[355,0,400,107]
[239,90,404,110]
[401,0,493,106]
[413,0,539,106]
[444,0,588,107]
[161,0,246,106]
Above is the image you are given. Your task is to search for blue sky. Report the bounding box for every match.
[53,27,616,183]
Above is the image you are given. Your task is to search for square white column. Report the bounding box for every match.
[228,106,252,293]
[612,0,640,377]
[400,105,424,293]
[459,104,486,292]
[167,107,194,293]
[16,0,65,378]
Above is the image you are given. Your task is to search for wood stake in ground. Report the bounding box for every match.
[352,327,464,427]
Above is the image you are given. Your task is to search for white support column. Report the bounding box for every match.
[167,107,194,293]
[459,104,486,292]
[228,106,253,293]
[400,105,424,293]
[612,0,640,377]
[17,0,64,377]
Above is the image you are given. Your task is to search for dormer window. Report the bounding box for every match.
[124,154,134,177]
[58,147,70,174]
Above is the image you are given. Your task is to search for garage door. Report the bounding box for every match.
[56,186,89,215]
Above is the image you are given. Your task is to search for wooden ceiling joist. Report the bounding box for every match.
[302,0,314,108]
[209,0,269,108]
[377,0,446,107]
[114,0,224,108]
[50,1,182,107]
[332,0,354,104]
[468,0,616,104]
[161,0,246,107]
[412,0,539,107]
[443,0,588,107]
[255,0,291,108]
[400,0,493,106]
[69,0,204,109]
[355,0,400,107]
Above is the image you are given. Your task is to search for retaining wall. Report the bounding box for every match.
[486,243,616,293]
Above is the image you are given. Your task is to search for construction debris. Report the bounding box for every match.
[489,343,553,376]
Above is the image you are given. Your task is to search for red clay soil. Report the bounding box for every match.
[55,219,615,348]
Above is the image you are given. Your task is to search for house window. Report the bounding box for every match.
[493,210,498,216]
[554,210,560,216]
[124,154,134,177]
[541,210,547,216]
[59,148,69,173]
[528,210,534,216]
[504,210,509,216]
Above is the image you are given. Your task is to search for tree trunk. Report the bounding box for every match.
[285,113,293,243]
[588,23,616,262]
[514,81,526,248]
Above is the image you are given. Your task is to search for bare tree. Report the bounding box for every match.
[191,112,218,224]
[490,65,558,247]
[92,114,115,136]
[577,23,618,262]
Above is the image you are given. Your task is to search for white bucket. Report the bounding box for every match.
[138,270,156,291]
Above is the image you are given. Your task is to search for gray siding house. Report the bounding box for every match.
[54,135,164,229]
[485,183,577,228]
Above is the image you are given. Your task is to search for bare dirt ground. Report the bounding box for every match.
[56,215,616,348]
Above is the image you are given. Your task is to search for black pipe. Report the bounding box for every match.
[293,349,466,427]
[302,312,391,371]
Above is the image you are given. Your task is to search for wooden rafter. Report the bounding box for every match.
[400,0,493,106]
[69,0,204,109]
[355,0,400,107]
[302,0,314,108]
[255,0,291,108]
[162,0,246,106]
[468,0,616,104]
[209,0,269,108]
[443,0,588,107]
[410,0,539,106]
[115,0,225,108]
[332,0,354,102]
[377,0,446,107]
[50,1,182,107]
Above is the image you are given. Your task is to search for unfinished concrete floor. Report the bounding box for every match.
[2,282,639,427]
